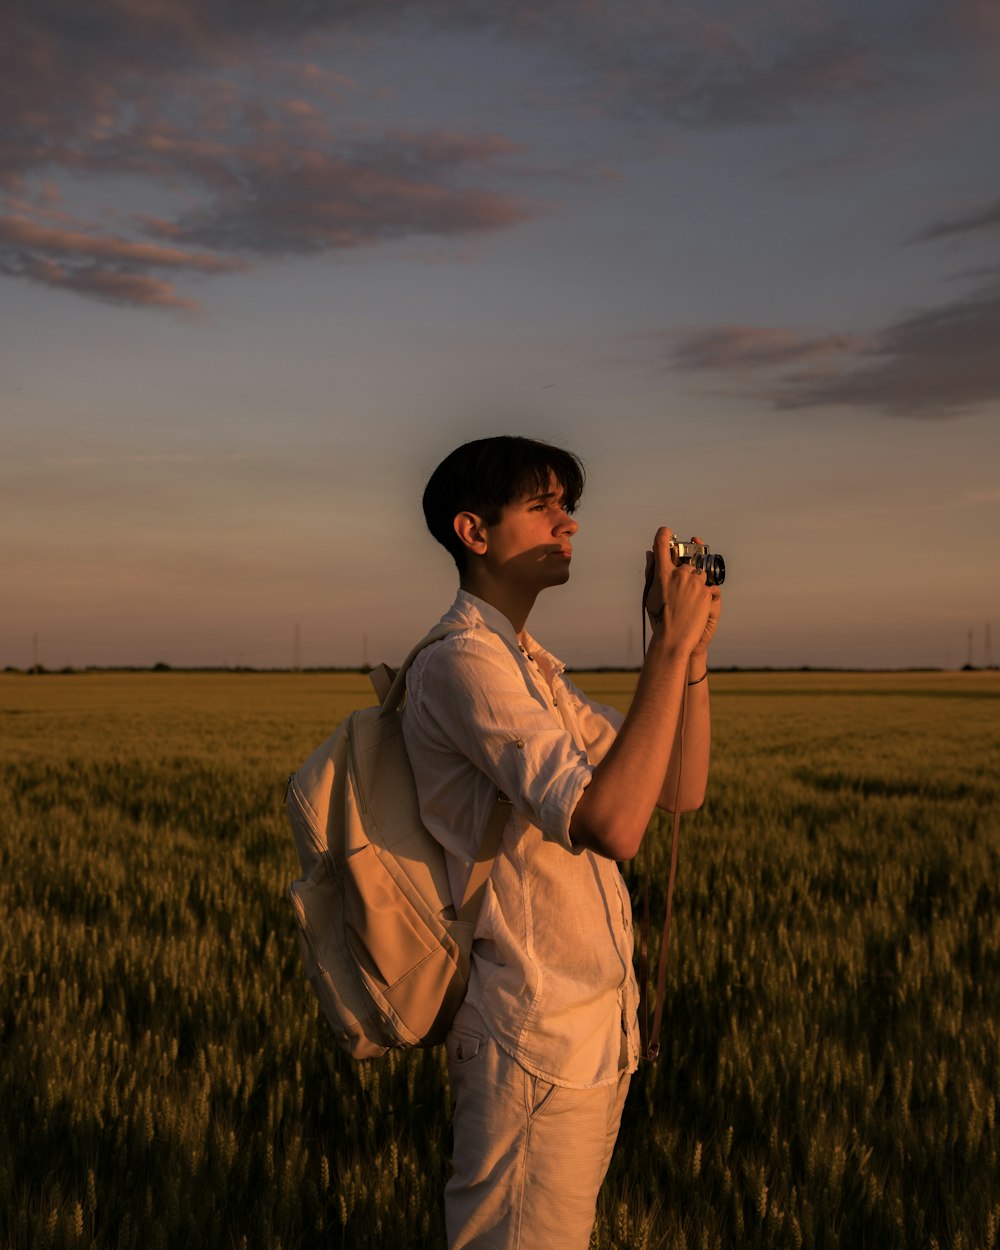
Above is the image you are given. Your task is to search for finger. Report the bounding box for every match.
[652,528,676,567]
[653,527,674,552]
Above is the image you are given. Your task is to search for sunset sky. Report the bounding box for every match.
[3,1,998,671]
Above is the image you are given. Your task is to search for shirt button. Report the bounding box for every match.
[514,738,525,749]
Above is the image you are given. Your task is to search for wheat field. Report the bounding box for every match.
[1,669,998,1249]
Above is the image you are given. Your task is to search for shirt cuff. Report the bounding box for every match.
[537,763,593,855]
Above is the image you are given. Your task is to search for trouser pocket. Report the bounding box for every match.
[527,1074,558,1121]
[446,1000,487,1067]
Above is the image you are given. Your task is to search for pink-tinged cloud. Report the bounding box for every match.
[0,206,248,309]
[295,63,357,95]
[669,325,861,372]
[387,130,523,165]
[0,214,245,272]
[3,0,996,315]
[948,0,1000,44]
[666,279,1000,419]
[14,254,198,310]
[515,7,886,127]
[773,282,1000,418]
[667,184,1000,420]
[667,275,1000,419]
[2,3,980,195]
[124,126,533,257]
[684,37,878,126]
[282,99,324,119]
[1,0,537,310]
[2,65,532,304]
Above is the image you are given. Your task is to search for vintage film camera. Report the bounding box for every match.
[670,536,726,586]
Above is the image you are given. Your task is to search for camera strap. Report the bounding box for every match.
[637,568,689,1062]
[637,718,685,1062]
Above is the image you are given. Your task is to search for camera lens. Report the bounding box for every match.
[706,554,725,586]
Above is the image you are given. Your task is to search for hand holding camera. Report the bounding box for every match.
[644,528,724,657]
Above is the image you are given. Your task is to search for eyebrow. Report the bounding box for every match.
[524,488,561,503]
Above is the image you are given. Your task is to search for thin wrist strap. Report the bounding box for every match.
[687,669,708,686]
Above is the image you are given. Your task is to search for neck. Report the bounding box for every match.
[459,573,537,642]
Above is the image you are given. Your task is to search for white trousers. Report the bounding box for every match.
[444,1001,631,1250]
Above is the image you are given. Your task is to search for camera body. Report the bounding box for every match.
[670,537,726,587]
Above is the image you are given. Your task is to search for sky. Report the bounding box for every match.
[2,0,999,671]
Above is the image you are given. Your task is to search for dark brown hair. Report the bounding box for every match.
[422,436,585,573]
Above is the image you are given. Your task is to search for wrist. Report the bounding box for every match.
[687,648,709,685]
[645,630,693,670]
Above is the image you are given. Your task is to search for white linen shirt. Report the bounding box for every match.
[402,590,640,1088]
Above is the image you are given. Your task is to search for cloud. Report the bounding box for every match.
[667,280,1000,420]
[438,2,996,131]
[947,0,1000,45]
[5,253,200,311]
[606,23,878,127]
[912,197,1000,243]
[0,213,242,272]
[576,3,1000,127]
[403,5,889,125]
[1,89,530,305]
[669,325,860,373]
[773,193,1000,417]
[665,179,1000,421]
[773,281,1000,418]
[144,129,529,257]
[0,210,247,310]
[7,3,997,168]
[3,2,998,309]
[0,3,534,307]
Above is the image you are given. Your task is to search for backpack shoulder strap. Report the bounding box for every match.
[377,621,464,714]
[369,662,396,704]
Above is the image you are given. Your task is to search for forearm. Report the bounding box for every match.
[656,651,711,812]
[570,633,692,861]
[571,525,717,860]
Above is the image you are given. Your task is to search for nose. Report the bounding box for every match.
[556,509,578,536]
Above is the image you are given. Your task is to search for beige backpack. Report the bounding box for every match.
[286,625,509,1059]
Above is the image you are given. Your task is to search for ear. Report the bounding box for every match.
[453,511,488,557]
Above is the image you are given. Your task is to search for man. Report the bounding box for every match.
[403,436,720,1250]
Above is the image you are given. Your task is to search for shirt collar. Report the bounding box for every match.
[449,589,566,679]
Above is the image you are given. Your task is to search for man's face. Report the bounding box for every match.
[483,473,579,592]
